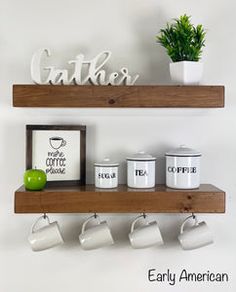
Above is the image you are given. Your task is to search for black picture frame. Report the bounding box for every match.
[26,125,86,187]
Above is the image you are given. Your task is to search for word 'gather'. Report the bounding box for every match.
[31,48,139,86]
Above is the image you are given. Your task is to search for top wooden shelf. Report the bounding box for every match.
[13,85,225,108]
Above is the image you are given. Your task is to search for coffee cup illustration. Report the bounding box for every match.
[49,137,67,150]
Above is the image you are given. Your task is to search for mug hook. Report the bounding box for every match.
[191,213,199,225]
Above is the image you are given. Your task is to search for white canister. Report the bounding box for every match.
[94,158,119,189]
[165,145,201,189]
[127,151,156,188]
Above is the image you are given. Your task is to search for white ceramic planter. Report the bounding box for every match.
[165,145,201,189]
[127,151,156,188]
[169,61,203,85]
[94,158,119,189]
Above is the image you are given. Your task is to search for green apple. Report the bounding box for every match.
[24,168,47,191]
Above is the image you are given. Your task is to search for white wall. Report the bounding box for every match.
[0,0,235,291]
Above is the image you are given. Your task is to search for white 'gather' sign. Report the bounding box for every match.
[31,48,139,86]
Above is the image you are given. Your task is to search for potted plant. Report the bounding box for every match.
[156,14,206,85]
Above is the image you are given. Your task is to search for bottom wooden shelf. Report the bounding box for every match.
[14,184,225,214]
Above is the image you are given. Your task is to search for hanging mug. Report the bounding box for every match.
[79,215,114,250]
[28,215,64,252]
[129,214,164,249]
[178,215,214,250]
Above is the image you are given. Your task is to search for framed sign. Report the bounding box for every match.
[26,125,86,186]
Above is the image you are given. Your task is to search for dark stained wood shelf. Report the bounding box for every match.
[15,184,225,214]
[13,85,225,108]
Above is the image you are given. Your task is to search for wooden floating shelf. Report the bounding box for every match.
[13,85,225,108]
[15,184,225,214]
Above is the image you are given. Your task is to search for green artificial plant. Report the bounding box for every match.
[156,14,206,62]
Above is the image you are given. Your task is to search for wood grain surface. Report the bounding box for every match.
[15,184,225,213]
[13,85,225,108]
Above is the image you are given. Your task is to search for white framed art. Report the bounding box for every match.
[26,125,86,186]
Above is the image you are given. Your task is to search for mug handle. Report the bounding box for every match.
[31,215,51,234]
[61,140,67,147]
[131,214,148,233]
[81,214,101,234]
[180,215,199,235]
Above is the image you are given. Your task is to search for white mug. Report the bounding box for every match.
[178,215,214,250]
[129,215,164,249]
[79,215,114,250]
[28,215,64,252]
